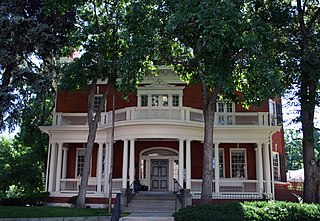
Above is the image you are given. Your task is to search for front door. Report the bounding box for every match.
[151,159,168,191]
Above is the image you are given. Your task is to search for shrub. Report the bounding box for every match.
[68,195,78,207]
[173,201,320,221]
[0,192,50,206]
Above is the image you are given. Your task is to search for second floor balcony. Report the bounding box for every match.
[52,107,277,128]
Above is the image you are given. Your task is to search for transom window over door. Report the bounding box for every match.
[230,149,246,178]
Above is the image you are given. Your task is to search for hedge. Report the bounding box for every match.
[0,192,50,206]
[173,201,320,221]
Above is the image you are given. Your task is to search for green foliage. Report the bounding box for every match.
[0,137,45,195]
[173,202,244,221]
[173,201,320,221]
[285,129,303,170]
[0,192,50,206]
[0,0,76,132]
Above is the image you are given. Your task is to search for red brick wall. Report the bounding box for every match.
[183,85,203,109]
[191,141,203,179]
[56,89,89,113]
[113,140,124,178]
[56,85,136,113]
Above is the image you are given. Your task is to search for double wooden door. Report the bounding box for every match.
[151,159,168,191]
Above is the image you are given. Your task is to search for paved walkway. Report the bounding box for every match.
[0,217,110,221]
[119,212,174,221]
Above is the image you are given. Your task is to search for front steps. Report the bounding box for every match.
[123,191,178,214]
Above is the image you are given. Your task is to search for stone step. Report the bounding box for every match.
[124,192,178,213]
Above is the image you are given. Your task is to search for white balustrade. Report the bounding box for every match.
[52,107,273,127]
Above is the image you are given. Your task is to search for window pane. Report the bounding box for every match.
[162,95,168,106]
[77,150,86,177]
[226,103,233,112]
[141,95,148,107]
[218,103,224,112]
[231,150,246,178]
[94,96,105,112]
[213,149,224,178]
[273,153,280,181]
[152,95,159,106]
[172,94,179,107]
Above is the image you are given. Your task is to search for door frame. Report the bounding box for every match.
[139,147,179,191]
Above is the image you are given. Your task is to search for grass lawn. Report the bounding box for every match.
[0,206,110,218]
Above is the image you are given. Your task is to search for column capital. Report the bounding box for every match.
[63,147,69,151]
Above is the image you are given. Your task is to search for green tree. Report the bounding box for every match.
[60,0,153,208]
[0,136,45,196]
[130,0,286,204]
[285,129,303,171]
[280,0,320,203]
[0,0,76,132]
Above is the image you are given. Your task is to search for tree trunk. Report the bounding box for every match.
[200,81,220,204]
[301,75,319,203]
[76,81,111,208]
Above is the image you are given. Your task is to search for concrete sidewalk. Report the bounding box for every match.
[0,217,110,221]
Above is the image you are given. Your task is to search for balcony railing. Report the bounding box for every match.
[52,107,272,127]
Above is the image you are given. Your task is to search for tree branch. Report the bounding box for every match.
[307,7,320,31]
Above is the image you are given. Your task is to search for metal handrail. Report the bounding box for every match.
[126,181,135,206]
[173,178,183,204]
[111,193,121,221]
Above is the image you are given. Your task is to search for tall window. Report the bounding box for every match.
[230,149,246,178]
[152,95,159,106]
[76,149,86,177]
[162,95,168,106]
[213,149,224,178]
[217,101,234,125]
[140,159,147,179]
[172,94,179,107]
[273,152,280,181]
[94,95,105,112]
[141,95,148,107]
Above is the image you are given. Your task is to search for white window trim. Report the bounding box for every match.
[230,148,247,179]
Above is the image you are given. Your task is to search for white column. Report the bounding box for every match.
[122,140,129,188]
[186,140,191,189]
[129,139,135,185]
[46,143,53,191]
[214,142,220,193]
[55,143,63,192]
[104,143,110,193]
[97,143,104,193]
[263,143,272,196]
[62,148,69,179]
[257,143,264,193]
[178,139,184,185]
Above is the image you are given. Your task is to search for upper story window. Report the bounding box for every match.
[93,95,106,112]
[141,95,148,107]
[172,94,179,107]
[139,93,181,107]
[217,101,235,125]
